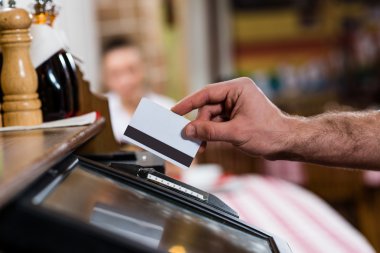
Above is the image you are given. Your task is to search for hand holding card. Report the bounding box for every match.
[123,98,201,170]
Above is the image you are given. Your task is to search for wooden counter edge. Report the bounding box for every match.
[0,118,105,208]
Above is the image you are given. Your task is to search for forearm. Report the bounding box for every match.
[268,111,380,170]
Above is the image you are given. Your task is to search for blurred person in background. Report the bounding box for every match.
[102,37,182,178]
[102,37,175,143]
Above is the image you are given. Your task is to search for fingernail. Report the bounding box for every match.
[186,124,196,137]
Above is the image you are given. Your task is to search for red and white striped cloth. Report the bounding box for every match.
[214,176,375,253]
[183,172,375,253]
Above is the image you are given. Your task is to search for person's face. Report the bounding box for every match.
[103,47,145,98]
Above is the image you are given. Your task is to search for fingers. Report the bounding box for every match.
[196,104,224,121]
[191,105,226,153]
[172,77,256,116]
[211,115,227,122]
[192,105,225,153]
[183,120,235,142]
[171,81,233,115]
[198,142,207,153]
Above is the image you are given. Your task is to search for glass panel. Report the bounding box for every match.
[39,165,272,253]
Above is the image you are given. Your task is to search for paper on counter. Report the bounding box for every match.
[0,112,97,132]
[123,98,201,170]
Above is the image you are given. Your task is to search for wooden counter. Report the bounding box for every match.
[0,118,104,208]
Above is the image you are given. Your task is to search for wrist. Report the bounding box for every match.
[265,115,307,160]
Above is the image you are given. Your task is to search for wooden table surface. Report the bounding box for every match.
[0,118,104,208]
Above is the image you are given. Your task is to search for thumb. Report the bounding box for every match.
[183,120,234,142]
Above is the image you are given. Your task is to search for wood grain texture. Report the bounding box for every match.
[0,118,104,207]
[75,69,120,154]
[0,8,42,126]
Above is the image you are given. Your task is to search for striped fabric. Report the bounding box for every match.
[209,175,375,253]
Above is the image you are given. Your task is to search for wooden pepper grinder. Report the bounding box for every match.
[0,8,42,126]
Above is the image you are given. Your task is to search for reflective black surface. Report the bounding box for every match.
[38,165,272,253]
[61,51,79,114]
[37,50,75,121]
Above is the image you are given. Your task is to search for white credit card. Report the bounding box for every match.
[123,98,201,170]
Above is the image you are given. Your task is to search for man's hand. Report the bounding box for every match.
[171,77,293,158]
[172,77,380,170]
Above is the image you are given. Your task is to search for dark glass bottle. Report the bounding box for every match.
[37,50,74,121]
[61,51,79,113]
[32,0,79,121]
